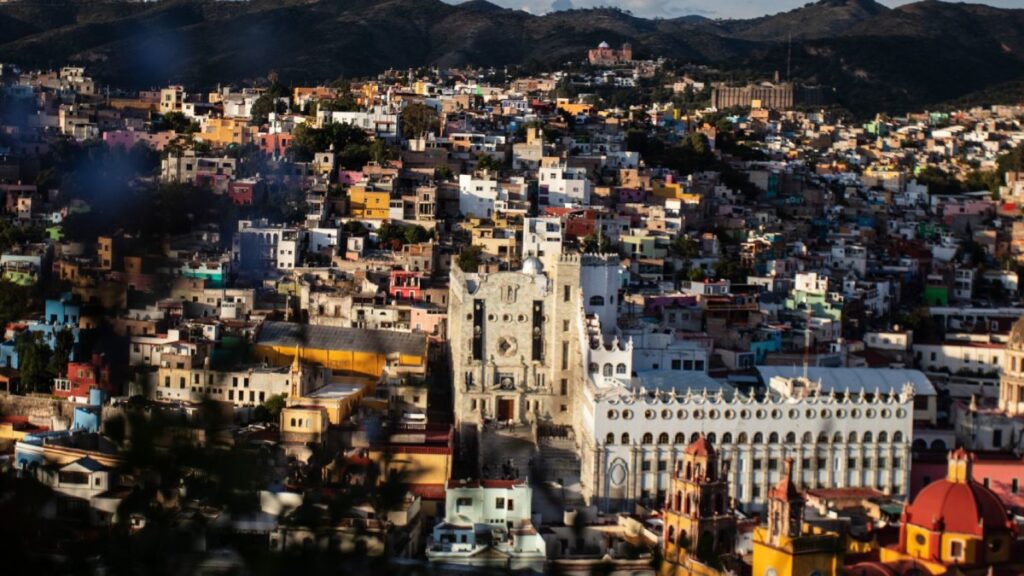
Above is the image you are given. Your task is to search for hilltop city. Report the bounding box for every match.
[1,40,1024,576]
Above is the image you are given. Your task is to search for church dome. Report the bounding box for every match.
[522,257,544,275]
[903,449,1012,538]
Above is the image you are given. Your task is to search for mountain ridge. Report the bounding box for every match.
[0,0,1021,114]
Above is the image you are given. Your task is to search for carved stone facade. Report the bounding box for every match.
[999,317,1024,416]
[579,380,916,513]
[448,255,584,427]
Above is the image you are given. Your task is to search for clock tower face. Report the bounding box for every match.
[497,336,518,357]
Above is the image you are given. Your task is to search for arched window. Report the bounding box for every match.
[290,418,296,427]
[817,432,829,444]
[589,295,605,306]
[673,491,682,511]
[658,432,670,445]
[668,526,676,544]
[930,439,947,451]
[621,433,630,444]
[642,433,653,445]
[606,433,615,445]
[848,431,859,443]
[675,432,686,444]
[685,461,692,480]
[834,431,844,443]
[707,432,716,444]
[737,432,748,444]
[863,431,874,443]
[785,432,796,443]
[722,432,733,444]
[690,432,700,444]
[616,363,627,375]
[684,495,691,514]
[802,432,813,443]
[753,432,763,444]
[769,432,779,444]
[878,431,888,443]
[913,438,927,450]
[677,529,687,547]
[893,431,904,443]
[603,364,613,377]
[589,363,599,373]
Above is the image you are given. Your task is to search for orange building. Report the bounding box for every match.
[851,449,1023,575]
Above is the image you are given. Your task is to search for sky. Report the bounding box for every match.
[446,0,1021,19]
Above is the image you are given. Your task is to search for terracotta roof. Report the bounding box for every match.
[904,450,1013,538]
[683,433,715,457]
[769,458,803,503]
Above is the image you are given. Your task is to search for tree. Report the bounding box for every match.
[403,225,431,245]
[713,256,750,283]
[48,328,75,378]
[583,232,616,254]
[320,91,360,113]
[249,82,290,126]
[457,245,483,272]
[289,122,369,164]
[400,103,439,139]
[965,170,1002,195]
[254,394,287,423]
[0,220,44,254]
[370,139,396,165]
[15,331,50,393]
[0,281,31,332]
[158,112,198,134]
[916,166,962,196]
[898,308,941,341]
[342,220,368,237]
[671,236,700,259]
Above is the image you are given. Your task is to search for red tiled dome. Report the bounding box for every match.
[684,434,714,457]
[904,476,1011,537]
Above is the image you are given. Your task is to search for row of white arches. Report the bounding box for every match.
[591,363,628,376]
[605,430,906,446]
[605,406,906,421]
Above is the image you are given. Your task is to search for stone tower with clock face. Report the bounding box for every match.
[448,254,583,431]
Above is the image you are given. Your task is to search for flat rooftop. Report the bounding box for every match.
[757,366,937,397]
[635,369,735,394]
[256,321,425,357]
[306,382,365,400]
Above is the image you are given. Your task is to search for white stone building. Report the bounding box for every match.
[318,106,400,141]
[448,253,621,429]
[538,159,590,207]
[427,479,545,570]
[232,219,300,273]
[575,372,918,514]
[458,173,507,219]
[521,217,563,270]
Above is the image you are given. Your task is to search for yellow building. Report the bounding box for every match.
[556,101,593,116]
[159,86,184,114]
[651,179,701,204]
[198,117,254,147]
[281,405,330,443]
[662,435,738,576]
[855,449,1022,576]
[363,423,454,515]
[347,187,391,220]
[254,321,427,378]
[752,459,844,576]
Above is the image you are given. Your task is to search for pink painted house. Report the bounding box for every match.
[911,450,1024,514]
